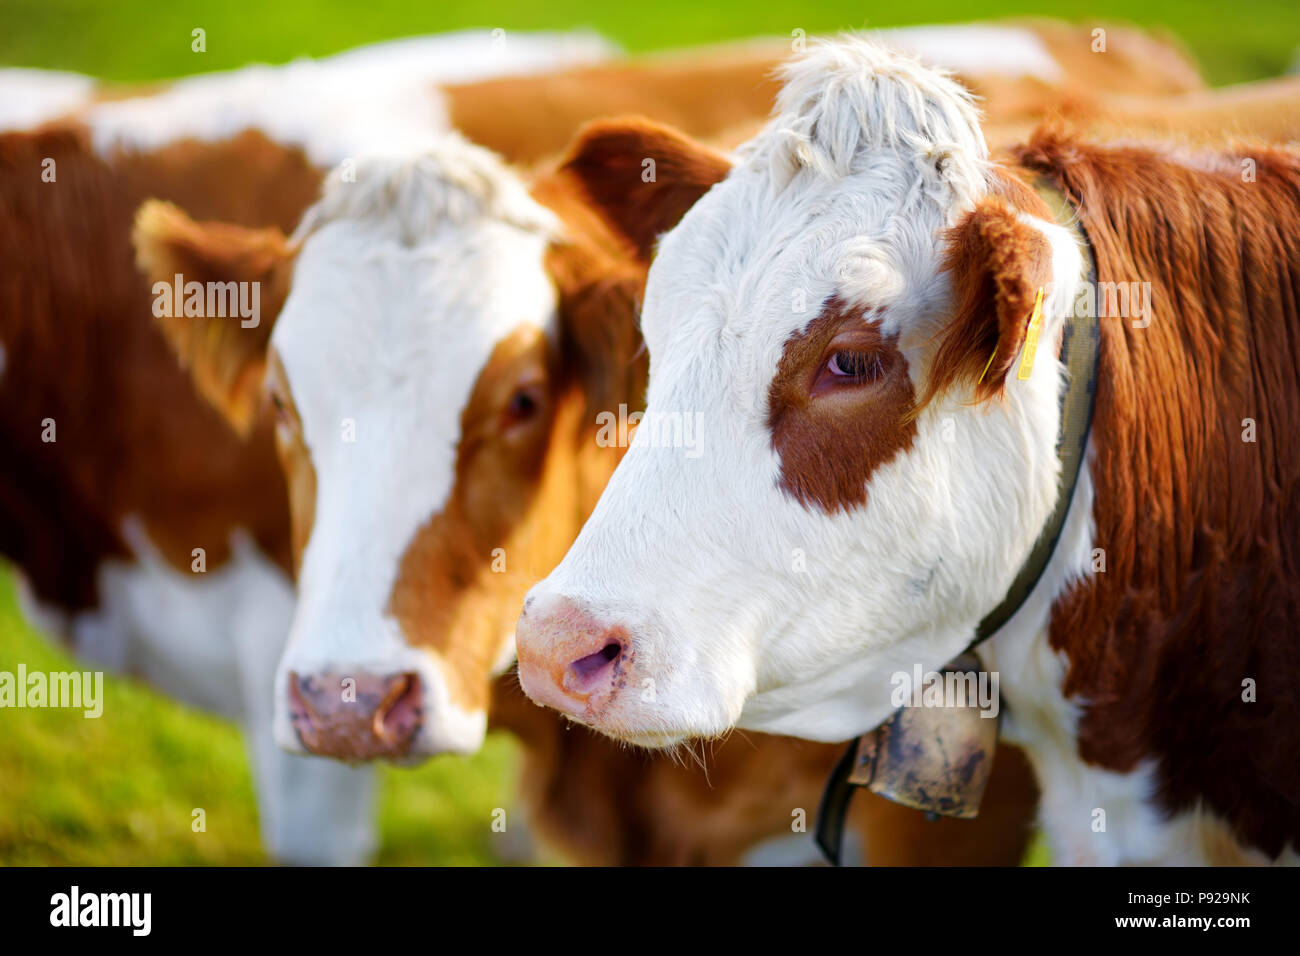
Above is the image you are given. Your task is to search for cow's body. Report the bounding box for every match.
[518,40,1300,864]
[445,20,1208,165]
[992,132,1300,864]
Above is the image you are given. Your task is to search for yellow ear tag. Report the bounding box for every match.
[1016,287,1046,381]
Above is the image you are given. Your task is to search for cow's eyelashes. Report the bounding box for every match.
[810,349,887,398]
[827,350,883,382]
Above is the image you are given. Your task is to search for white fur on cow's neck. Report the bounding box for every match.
[271,143,557,756]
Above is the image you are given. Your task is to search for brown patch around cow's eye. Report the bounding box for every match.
[767,296,917,513]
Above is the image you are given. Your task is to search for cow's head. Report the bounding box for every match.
[135,136,651,761]
[516,40,1086,746]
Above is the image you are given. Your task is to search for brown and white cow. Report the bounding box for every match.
[516,39,1300,864]
[134,135,1042,864]
[0,30,774,866]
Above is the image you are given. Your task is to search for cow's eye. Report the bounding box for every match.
[502,385,543,430]
[269,390,292,424]
[826,350,883,382]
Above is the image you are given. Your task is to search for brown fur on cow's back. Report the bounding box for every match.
[1014,130,1300,858]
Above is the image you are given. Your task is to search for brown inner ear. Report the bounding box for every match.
[559,116,733,262]
[920,196,1054,409]
[546,241,648,423]
[133,199,295,434]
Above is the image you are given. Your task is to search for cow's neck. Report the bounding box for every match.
[999,136,1300,861]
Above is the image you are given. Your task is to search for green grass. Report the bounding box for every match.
[0,0,1296,85]
[1,0,1293,866]
[0,569,520,865]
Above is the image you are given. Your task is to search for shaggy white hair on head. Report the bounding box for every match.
[295,133,557,246]
[745,35,990,205]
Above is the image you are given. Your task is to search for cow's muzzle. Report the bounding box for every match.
[288,671,422,760]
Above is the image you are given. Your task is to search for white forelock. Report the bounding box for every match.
[295,137,557,247]
[742,36,990,206]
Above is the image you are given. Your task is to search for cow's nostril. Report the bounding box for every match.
[288,670,423,759]
[373,673,421,742]
[570,641,623,682]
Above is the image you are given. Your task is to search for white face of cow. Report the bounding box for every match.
[134,137,659,764]
[517,40,1085,746]
[265,146,559,759]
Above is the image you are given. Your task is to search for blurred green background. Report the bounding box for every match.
[1,1,1295,866]
[1,0,1298,84]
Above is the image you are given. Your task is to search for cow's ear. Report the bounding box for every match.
[922,196,1055,407]
[133,200,295,435]
[546,241,648,420]
[560,116,732,262]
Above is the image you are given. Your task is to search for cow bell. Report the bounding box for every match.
[846,652,999,819]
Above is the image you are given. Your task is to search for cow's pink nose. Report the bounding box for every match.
[288,671,422,760]
[516,596,627,718]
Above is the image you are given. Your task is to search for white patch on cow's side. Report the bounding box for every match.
[524,38,1082,744]
[270,142,557,756]
[0,68,96,131]
[879,25,1064,83]
[12,516,378,864]
[85,30,613,167]
[73,517,266,716]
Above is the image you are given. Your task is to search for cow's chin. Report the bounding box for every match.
[567,693,742,751]
[615,730,690,750]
